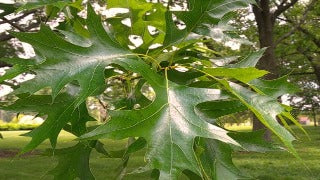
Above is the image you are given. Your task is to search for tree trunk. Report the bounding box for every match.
[251,1,278,141]
[252,2,279,77]
[312,108,317,127]
[252,115,272,141]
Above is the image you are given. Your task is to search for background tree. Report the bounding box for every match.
[276,0,320,127]
[280,0,320,84]
[250,0,302,140]
[225,0,318,140]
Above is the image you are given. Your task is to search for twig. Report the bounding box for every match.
[0,10,37,25]
[273,0,298,18]
[0,22,40,42]
[275,0,317,46]
[1,17,25,32]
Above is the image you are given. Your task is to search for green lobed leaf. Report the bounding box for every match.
[188,130,280,180]
[197,129,280,180]
[45,141,96,180]
[0,3,18,17]
[1,94,94,153]
[202,67,268,83]
[0,58,36,84]
[106,0,167,52]
[248,75,300,98]
[164,0,255,46]
[196,139,247,180]
[226,48,266,68]
[9,4,131,107]
[229,130,281,152]
[196,100,247,119]
[80,58,239,179]
[219,80,298,157]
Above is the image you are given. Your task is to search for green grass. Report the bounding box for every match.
[0,126,320,179]
[233,126,320,180]
[0,131,149,180]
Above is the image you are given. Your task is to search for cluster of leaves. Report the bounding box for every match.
[0,0,303,179]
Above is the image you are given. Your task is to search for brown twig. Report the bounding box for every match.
[0,10,37,25]
[273,0,298,18]
[1,17,25,32]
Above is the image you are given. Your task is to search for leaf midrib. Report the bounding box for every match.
[17,32,130,62]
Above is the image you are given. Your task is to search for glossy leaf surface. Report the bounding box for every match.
[81,58,239,179]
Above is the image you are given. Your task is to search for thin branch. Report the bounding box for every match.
[275,0,317,46]
[297,46,320,83]
[0,22,40,42]
[277,0,288,10]
[0,34,13,41]
[297,26,320,47]
[0,81,18,88]
[290,72,315,76]
[273,0,298,18]
[297,46,314,63]
[279,52,301,58]
[1,17,25,32]
[0,10,37,25]
[276,16,292,22]
[0,10,40,42]
[273,0,280,7]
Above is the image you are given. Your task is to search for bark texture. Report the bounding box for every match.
[251,0,298,140]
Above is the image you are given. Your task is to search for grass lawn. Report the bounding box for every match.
[0,126,320,179]
[233,126,320,180]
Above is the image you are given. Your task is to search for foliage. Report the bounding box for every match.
[228,0,320,127]
[0,114,41,131]
[273,0,320,125]
[0,123,39,131]
[0,0,302,179]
